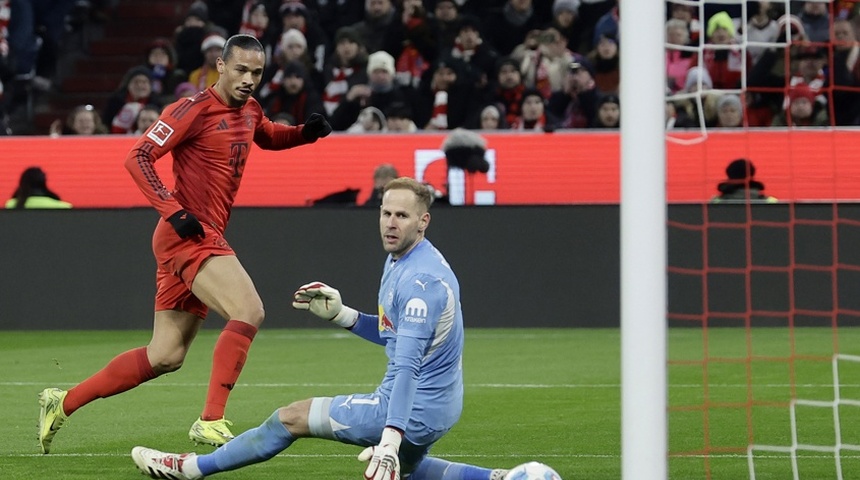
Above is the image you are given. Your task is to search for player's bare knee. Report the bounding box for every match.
[278,400,312,436]
[234,302,264,327]
[148,350,185,374]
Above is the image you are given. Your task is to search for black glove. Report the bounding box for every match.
[301,113,332,141]
[167,209,205,239]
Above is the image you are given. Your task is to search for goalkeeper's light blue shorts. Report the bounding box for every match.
[308,393,451,472]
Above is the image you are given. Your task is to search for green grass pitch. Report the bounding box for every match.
[1,327,858,479]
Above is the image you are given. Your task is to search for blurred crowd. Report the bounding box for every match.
[2,0,860,137]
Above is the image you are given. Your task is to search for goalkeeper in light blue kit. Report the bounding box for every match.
[131,177,510,480]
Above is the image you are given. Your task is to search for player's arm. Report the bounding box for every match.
[291,282,385,346]
[254,112,331,150]
[123,101,194,220]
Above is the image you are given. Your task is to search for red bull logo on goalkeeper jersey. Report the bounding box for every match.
[377,305,395,333]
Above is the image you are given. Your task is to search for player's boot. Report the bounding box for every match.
[131,446,202,480]
[491,469,510,480]
[188,417,234,447]
[38,388,69,454]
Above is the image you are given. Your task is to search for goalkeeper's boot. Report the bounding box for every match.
[188,417,234,447]
[131,446,202,480]
[491,469,510,480]
[38,388,69,454]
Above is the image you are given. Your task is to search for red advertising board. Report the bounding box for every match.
[0,130,857,207]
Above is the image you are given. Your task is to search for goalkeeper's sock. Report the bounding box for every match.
[201,320,257,420]
[411,457,498,480]
[64,347,156,415]
[196,410,294,475]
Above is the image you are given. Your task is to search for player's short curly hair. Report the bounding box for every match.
[384,177,433,211]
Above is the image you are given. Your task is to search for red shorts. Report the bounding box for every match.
[152,219,235,318]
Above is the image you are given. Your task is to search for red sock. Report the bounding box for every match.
[64,347,156,416]
[201,320,257,420]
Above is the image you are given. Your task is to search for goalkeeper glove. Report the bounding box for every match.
[358,427,402,480]
[301,113,332,141]
[167,209,205,239]
[292,281,358,328]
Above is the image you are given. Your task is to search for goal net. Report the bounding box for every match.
[664,0,860,478]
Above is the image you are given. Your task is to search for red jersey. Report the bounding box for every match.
[125,86,310,232]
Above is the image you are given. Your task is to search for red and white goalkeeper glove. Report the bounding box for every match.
[292,282,358,328]
[358,427,402,480]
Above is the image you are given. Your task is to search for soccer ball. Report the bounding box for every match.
[504,461,563,480]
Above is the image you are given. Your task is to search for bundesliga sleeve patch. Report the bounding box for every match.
[147,120,175,146]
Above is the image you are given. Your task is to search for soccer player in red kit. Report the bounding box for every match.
[37,34,332,454]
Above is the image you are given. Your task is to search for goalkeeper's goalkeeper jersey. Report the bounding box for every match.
[375,239,465,432]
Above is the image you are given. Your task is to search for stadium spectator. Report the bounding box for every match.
[102,66,162,135]
[188,34,226,91]
[36,34,333,455]
[550,0,581,53]
[5,166,71,209]
[141,38,187,105]
[712,158,777,203]
[385,101,419,132]
[444,15,498,92]
[265,28,321,92]
[511,87,557,131]
[320,26,369,116]
[259,60,325,123]
[486,56,526,127]
[586,32,619,94]
[277,1,328,75]
[577,0,615,53]
[173,81,198,99]
[515,27,574,99]
[484,0,545,57]
[48,103,107,137]
[130,104,162,136]
[771,85,829,127]
[591,3,618,49]
[237,1,278,65]
[666,18,694,94]
[429,0,461,53]
[547,57,599,129]
[388,0,438,90]
[347,105,387,133]
[679,66,718,127]
[478,104,506,130]
[712,93,744,128]
[362,163,398,206]
[691,11,750,90]
[745,1,779,64]
[328,50,419,131]
[668,2,701,44]
[174,1,226,73]
[130,176,512,480]
[417,56,480,130]
[830,18,860,125]
[349,0,398,54]
[665,97,698,130]
[747,14,809,126]
[799,1,829,43]
[590,93,619,128]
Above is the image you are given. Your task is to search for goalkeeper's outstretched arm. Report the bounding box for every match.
[292,282,384,345]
